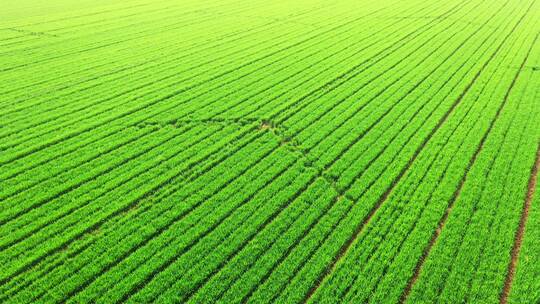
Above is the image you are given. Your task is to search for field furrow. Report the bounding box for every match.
[1,0,537,303]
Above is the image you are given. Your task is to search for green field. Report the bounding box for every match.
[1,0,539,303]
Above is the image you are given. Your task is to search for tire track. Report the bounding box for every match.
[301,1,524,300]
[401,27,539,304]
[500,143,540,304]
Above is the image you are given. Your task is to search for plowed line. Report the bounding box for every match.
[1,1,328,115]
[0,1,268,72]
[302,1,520,300]
[0,5,376,163]
[500,144,540,304]
[401,29,539,304]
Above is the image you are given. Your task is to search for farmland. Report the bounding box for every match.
[1,0,539,303]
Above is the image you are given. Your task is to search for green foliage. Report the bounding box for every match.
[1,0,538,303]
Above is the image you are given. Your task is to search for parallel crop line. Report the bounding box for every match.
[0,126,159,202]
[261,0,467,133]
[0,3,184,50]
[0,125,258,287]
[0,125,226,250]
[0,11,341,178]
[237,0,475,298]
[0,4,367,164]
[0,125,196,226]
[0,1,291,129]
[0,0,326,114]
[212,10,461,295]
[0,8,368,220]
[501,143,540,304]
[367,33,526,304]
[301,2,518,301]
[135,167,319,303]
[426,25,534,302]
[299,0,485,170]
[347,1,527,299]
[234,1,491,299]
[459,32,538,304]
[350,7,531,302]
[0,0,269,72]
[0,0,251,51]
[0,6,341,190]
[5,125,267,300]
[401,24,538,304]
[90,138,287,303]
[314,3,528,300]
[179,121,352,302]
[204,0,439,121]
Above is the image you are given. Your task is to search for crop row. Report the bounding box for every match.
[309,2,538,303]
[0,0,390,166]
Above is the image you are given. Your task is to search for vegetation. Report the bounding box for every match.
[1,0,538,303]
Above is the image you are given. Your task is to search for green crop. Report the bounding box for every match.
[1,0,538,303]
